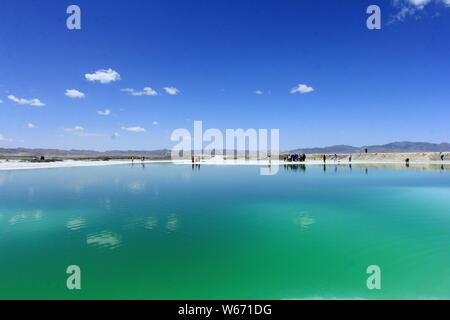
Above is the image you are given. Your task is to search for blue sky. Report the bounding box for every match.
[0,0,449,151]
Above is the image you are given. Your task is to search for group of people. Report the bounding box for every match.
[322,154,352,163]
[131,156,146,163]
[284,153,307,162]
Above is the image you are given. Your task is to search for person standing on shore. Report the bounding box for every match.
[440,152,445,161]
[349,154,352,163]
[323,155,326,163]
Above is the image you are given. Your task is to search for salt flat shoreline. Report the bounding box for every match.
[0,157,449,171]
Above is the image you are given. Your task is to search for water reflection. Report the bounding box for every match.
[131,162,146,169]
[166,214,179,233]
[66,217,86,231]
[143,216,158,230]
[283,164,306,173]
[293,213,315,231]
[99,198,112,211]
[8,210,43,225]
[282,163,450,175]
[86,231,122,249]
[27,187,36,201]
[127,182,146,192]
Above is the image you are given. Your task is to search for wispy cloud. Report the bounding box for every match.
[75,132,105,137]
[63,126,84,132]
[8,95,45,106]
[122,87,158,96]
[97,109,111,116]
[290,84,314,94]
[27,123,38,129]
[153,121,159,125]
[121,126,146,132]
[254,90,263,95]
[163,87,180,95]
[391,0,450,22]
[65,89,85,98]
[63,126,103,137]
[85,69,121,84]
[120,88,134,93]
[0,133,14,142]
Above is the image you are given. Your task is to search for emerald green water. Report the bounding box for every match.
[1,163,450,299]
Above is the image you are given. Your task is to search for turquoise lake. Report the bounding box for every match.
[1,163,450,299]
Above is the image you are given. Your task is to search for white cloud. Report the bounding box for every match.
[121,126,146,132]
[97,109,111,116]
[63,126,104,137]
[123,87,158,96]
[409,0,432,7]
[290,84,314,94]
[391,0,450,21]
[27,123,38,129]
[254,90,263,95]
[85,69,121,84]
[153,121,159,125]
[163,87,180,95]
[0,134,13,142]
[134,87,158,96]
[75,132,104,137]
[0,99,3,103]
[65,89,85,98]
[8,95,45,106]
[64,126,84,132]
[112,132,120,139]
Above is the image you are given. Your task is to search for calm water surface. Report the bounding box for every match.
[1,163,450,299]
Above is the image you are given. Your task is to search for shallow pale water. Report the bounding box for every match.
[1,163,450,299]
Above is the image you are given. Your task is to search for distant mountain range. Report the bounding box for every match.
[1,142,449,158]
[289,141,450,154]
[0,148,172,158]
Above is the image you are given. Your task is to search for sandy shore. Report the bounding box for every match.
[0,153,449,171]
